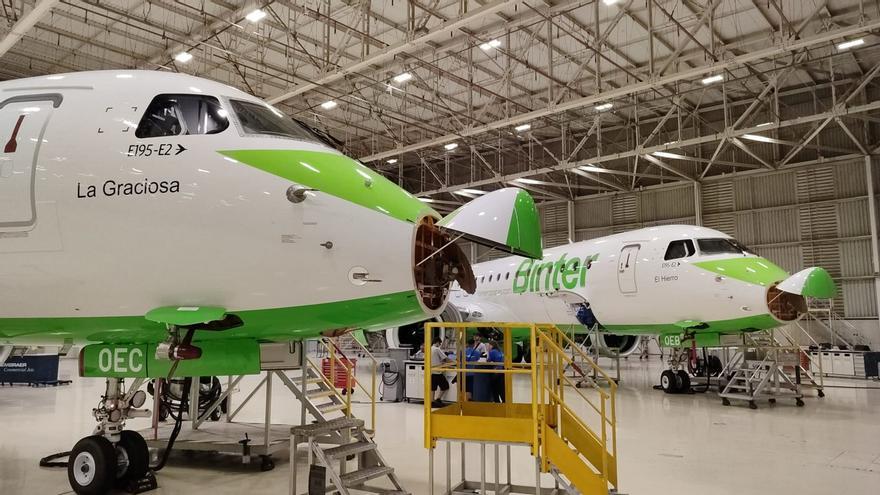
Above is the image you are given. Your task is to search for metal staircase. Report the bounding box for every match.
[424,322,618,495]
[288,337,405,495]
[536,325,618,494]
[290,417,407,495]
[717,330,820,408]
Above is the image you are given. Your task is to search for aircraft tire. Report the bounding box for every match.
[660,370,677,393]
[67,435,116,495]
[115,430,150,484]
[676,370,691,393]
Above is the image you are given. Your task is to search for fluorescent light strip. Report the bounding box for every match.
[741,134,774,143]
[701,74,723,85]
[444,142,458,151]
[595,103,613,112]
[174,51,193,63]
[245,9,267,23]
[838,38,865,50]
[393,72,413,84]
[320,100,338,110]
[514,123,531,132]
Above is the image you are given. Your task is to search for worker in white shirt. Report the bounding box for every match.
[429,337,452,407]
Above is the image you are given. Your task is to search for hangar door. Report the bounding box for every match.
[0,94,60,230]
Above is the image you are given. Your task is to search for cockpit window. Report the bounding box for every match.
[697,238,752,255]
[664,239,695,260]
[229,99,317,141]
[136,94,228,138]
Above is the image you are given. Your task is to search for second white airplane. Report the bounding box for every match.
[444,224,836,392]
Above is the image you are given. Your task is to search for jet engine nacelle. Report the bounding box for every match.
[575,333,640,358]
[594,333,641,357]
[385,304,463,350]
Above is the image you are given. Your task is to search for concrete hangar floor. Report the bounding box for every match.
[1,357,878,495]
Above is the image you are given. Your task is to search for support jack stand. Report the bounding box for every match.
[123,470,158,494]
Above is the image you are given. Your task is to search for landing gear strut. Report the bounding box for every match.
[67,378,154,494]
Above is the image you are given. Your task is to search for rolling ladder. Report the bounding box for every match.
[718,329,822,408]
[424,322,618,495]
[289,337,408,495]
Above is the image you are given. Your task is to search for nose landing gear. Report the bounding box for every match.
[66,378,155,494]
[658,348,693,394]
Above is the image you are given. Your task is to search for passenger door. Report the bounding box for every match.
[0,94,59,230]
[617,244,640,294]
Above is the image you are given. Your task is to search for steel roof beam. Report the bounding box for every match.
[0,0,59,58]
[360,20,880,163]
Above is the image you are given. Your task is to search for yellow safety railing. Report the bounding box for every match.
[305,337,379,432]
[423,322,618,493]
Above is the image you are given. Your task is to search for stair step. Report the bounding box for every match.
[291,417,364,436]
[324,441,378,459]
[307,389,336,400]
[340,466,394,487]
[317,402,347,413]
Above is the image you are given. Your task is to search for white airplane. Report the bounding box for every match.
[440,224,835,393]
[0,70,541,494]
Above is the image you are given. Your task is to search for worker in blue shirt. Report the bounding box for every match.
[464,337,482,400]
[486,340,505,403]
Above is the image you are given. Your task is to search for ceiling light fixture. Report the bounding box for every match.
[514,123,531,132]
[595,103,613,112]
[652,151,686,160]
[444,142,458,151]
[418,197,435,203]
[459,188,486,195]
[701,74,723,85]
[387,158,398,164]
[515,178,541,185]
[393,72,413,84]
[837,38,864,50]
[245,9,267,23]
[174,51,193,63]
[741,134,774,143]
[320,100,338,110]
[602,0,620,5]
[756,122,772,127]
[479,39,502,51]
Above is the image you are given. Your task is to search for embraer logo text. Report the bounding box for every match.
[513,253,598,293]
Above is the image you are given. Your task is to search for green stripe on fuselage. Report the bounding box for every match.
[219,149,436,223]
[0,291,424,345]
[692,257,789,287]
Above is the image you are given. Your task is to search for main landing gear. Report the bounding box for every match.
[67,378,154,494]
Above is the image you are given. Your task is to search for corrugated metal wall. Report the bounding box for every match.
[532,159,879,318]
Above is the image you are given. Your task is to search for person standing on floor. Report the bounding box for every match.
[430,337,452,408]
[464,337,482,400]
[486,340,505,403]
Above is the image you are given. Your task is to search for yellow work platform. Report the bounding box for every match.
[423,322,618,495]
